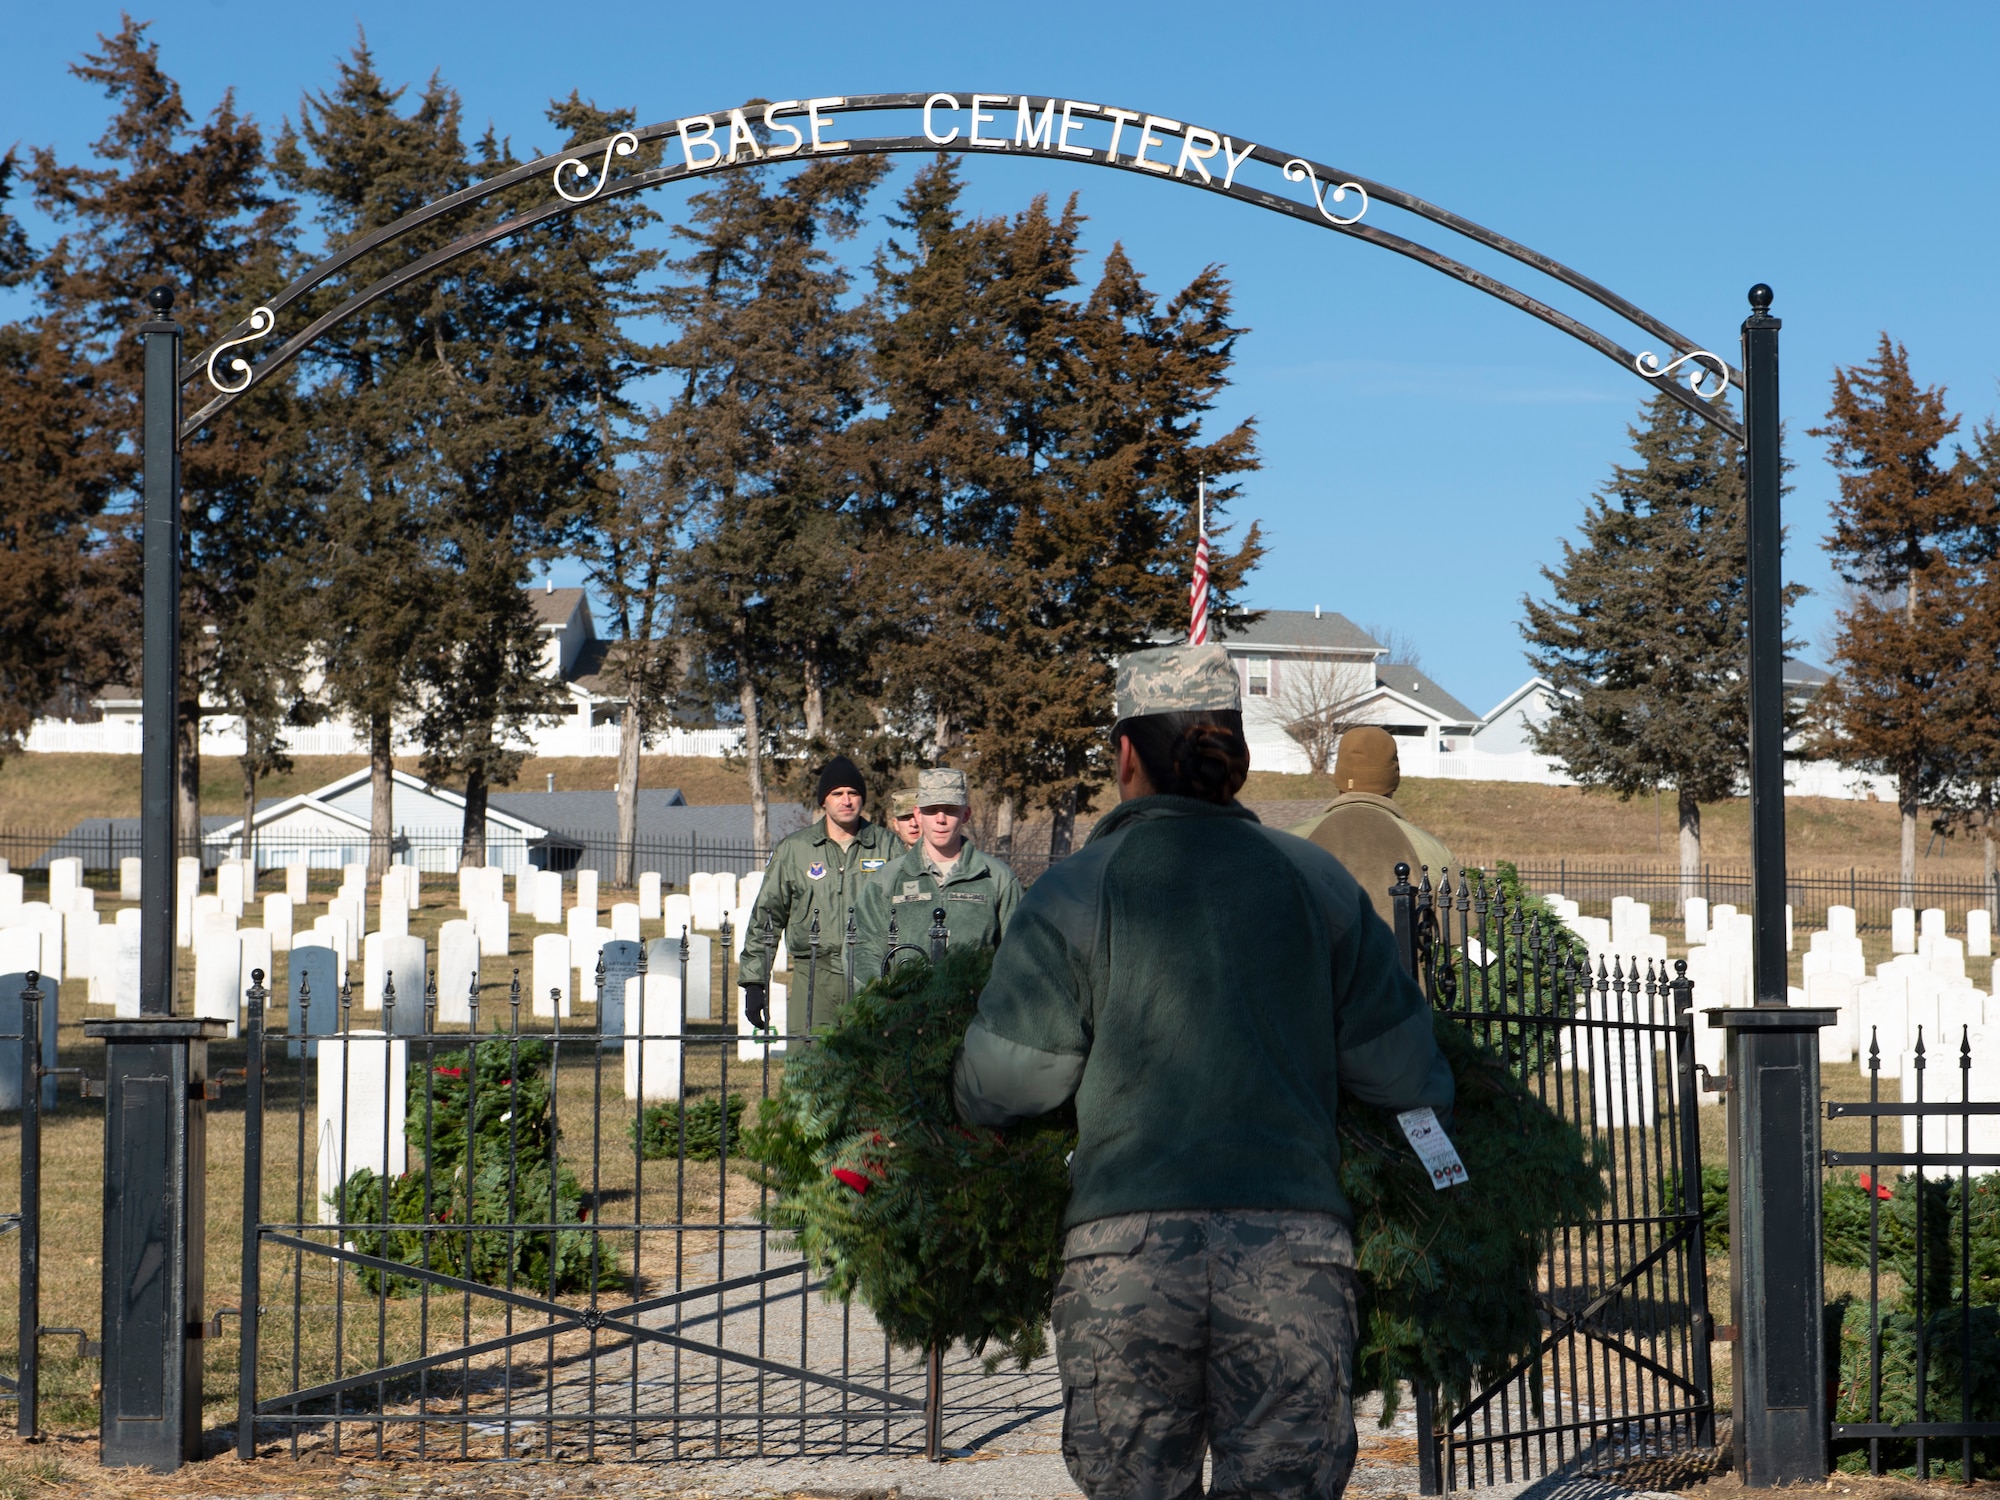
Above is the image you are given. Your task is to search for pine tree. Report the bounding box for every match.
[1808,336,1977,899]
[1521,393,1802,891]
[655,155,887,851]
[862,164,1259,854]
[0,150,131,756]
[29,19,299,849]
[275,42,473,873]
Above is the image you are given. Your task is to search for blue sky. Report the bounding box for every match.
[8,1,1998,712]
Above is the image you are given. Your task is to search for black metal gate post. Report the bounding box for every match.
[1716,1006,1835,1485]
[84,285,223,1472]
[1386,864,1443,1495]
[18,976,41,1438]
[1724,283,1833,1487]
[86,1016,226,1468]
[1743,283,1787,1013]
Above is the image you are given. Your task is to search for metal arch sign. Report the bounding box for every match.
[178,91,1740,441]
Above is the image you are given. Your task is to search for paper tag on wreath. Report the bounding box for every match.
[1397,1107,1468,1191]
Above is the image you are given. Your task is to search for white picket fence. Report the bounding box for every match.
[20,718,741,760]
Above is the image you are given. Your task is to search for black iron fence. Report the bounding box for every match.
[1514,864,2000,936]
[1824,1030,2000,1480]
[234,914,1041,1463]
[1395,869,1716,1490]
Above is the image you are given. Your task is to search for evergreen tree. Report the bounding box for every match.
[275,42,473,873]
[1808,336,1977,898]
[542,96,673,884]
[29,19,299,849]
[1521,393,1801,890]
[0,150,131,756]
[655,155,887,851]
[862,164,1259,854]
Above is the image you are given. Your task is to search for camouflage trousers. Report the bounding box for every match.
[1052,1209,1359,1500]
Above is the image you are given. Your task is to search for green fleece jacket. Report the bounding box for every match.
[952,795,1453,1230]
[738,817,900,987]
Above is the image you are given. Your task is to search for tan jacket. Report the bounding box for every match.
[1286,792,1456,926]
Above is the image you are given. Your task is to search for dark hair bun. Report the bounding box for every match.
[1173,723,1249,803]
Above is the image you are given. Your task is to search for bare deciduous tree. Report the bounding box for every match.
[1271,658,1372,775]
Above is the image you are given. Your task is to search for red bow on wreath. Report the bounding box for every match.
[832,1168,871,1194]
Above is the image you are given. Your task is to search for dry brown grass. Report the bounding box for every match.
[0,754,770,832]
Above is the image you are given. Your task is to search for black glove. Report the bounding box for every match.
[741,983,769,1029]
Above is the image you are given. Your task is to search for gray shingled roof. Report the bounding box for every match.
[1216,609,1381,652]
[527,586,587,626]
[1372,663,1481,726]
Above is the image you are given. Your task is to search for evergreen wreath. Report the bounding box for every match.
[743,948,1603,1410]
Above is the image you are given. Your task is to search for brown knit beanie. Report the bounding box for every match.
[1334,726,1401,796]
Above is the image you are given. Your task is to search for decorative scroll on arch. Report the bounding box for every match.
[179,92,1742,441]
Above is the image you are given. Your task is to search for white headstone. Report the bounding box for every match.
[239,927,274,998]
[663,893,693,940]
[0,930,39,984]
[116,906,139,930]
[626,966,681,1102]
[574,925,608,1001]
[1923,935,1966,981]
[690,872,722,931]
[379,896,408,939]
[330,898,363,959]
[1922,908,1948,942]
[473,899,510,961]
[437,920,480,1026]
[312,913,352,980]
[575,868,599,924]
[48,857,82,904]
[194,906,236,952]
[286,858,308,904]
[1893,908,1917,954]
[25,903,61,981]
[264,893,294,952]
[195,930,242,1038]
[100,923,141,1016]
[532,933,572,1018]
[685,931,713,1020]
[514,868,535,914]
[611,902,641,943]
[534,871,564,926]
[362,933,427,1033]
[1808,971,1860,1064]
[218,861,245,919]
[737,870,765,912]
[1969,909,1992,959]
[403,863,422,910]
[119,857,142,902]
[638,872,662,921]
[176,855,201,948]
[0,872,21,919]
[713,873,738,917]
[1828,905,1857,940]
[64,909,99,984]
[342,861,368,892]
[316,1033,408,1222]
[1785,904,1794,953]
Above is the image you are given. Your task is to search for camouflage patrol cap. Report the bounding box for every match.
[1115,644,1241,720]
[890,788,920,817]
[915,767,970,807]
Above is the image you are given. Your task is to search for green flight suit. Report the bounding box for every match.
[737,817,899,1024]
[851,840,1024,982]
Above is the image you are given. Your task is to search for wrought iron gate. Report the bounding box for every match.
[1399,867,1717,1489]
[234,935,961,1462]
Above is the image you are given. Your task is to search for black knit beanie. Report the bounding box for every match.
[814,755,867,806]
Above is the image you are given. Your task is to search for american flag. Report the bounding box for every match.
[1188,477,1211,645]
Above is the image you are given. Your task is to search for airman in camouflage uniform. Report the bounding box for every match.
[852,768,1022,980]
[738,756,898,1032]
[953,644,1453,1500]
[887,788,921,849]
